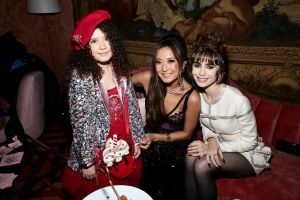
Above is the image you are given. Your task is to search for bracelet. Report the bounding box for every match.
[166,133,171,142]
[82,162,94,169]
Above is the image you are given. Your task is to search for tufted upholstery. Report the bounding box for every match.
[131,66,300,200]
[228,79,300,147]
[217,79,300,200]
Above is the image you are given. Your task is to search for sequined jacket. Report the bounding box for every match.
[67,69,145,171]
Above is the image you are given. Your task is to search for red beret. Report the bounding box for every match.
[71,10,111,51]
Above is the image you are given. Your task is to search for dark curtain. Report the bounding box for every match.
[72,0,137,22]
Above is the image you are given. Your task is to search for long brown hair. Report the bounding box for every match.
[146,34,188,130]
[67,20,130,85]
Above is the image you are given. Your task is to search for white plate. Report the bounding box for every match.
[83,185,153,200]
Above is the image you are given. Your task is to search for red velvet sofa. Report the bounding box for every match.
[216,80,300,200]
[132,66,300,200]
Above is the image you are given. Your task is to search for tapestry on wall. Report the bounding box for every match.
[73,0,300,46]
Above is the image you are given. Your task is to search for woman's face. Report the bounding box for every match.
[89,28,112,64]
[191,58,219,88]
[155,46,181,86]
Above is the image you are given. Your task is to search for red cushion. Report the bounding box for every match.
[217,150,300,200]
[254,99,282,146]
[215,79,300,200]
[274,104,300,144]
[227,79,300,146]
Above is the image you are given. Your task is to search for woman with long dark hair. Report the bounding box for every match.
[133,34,201,200]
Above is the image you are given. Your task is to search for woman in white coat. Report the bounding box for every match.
[185,32,271,200]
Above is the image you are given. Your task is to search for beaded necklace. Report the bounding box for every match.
[166,80,184,94]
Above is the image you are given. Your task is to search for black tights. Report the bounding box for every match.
[185,152,256,200]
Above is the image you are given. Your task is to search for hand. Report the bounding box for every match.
[139,134,152,149]
[134,143,141,159]
[82,165,96,180]
[187,140,207,157]
[206,138,224,168]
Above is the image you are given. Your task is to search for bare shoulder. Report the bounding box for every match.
[131,69,152,85]
[188,89,201,105]
[185,88,201,116]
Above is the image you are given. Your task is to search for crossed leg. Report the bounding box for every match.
[185,152,256,200]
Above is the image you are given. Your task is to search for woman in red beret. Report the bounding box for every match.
[63,10,145,200]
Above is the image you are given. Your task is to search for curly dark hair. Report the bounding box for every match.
[187,32,227,86]
[67,20,130,85]
[146,34,188,130]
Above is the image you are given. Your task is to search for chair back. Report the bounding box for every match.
[17,71,45,139]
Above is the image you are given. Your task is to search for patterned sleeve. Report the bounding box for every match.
[126,79,145,143]
[68,70,97,167]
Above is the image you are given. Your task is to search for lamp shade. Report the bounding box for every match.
[27,0,61,14]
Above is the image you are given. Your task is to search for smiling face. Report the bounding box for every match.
[191,55,220,89]
[89,28,112,64]
[155,46,181,86]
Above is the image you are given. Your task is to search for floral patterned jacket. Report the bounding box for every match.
[67,69,145,171]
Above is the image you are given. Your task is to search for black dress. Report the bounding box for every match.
[141,87,198,200]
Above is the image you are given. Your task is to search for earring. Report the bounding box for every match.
[218,73,223,82]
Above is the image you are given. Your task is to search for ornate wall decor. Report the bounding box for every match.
[124,40,300,102]
[127,54,152,69]
[228,62,300,102]
[124,41,155,67]
[227,46,300,60]
[226,45,300,102]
